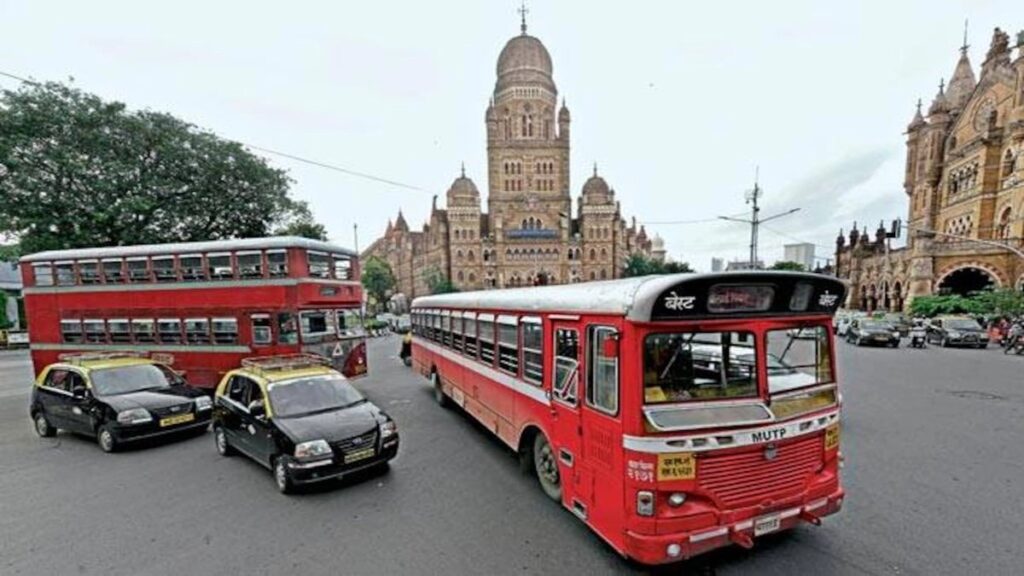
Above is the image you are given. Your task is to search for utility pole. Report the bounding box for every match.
[718,169,800,269]
[353,223,359,253]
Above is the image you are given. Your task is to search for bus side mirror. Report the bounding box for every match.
[602,337,619,358]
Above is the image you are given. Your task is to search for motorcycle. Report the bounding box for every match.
[909,327,927,348]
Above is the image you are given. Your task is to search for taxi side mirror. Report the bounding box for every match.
[71,384,88,398]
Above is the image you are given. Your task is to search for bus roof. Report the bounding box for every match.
[19,236,356,263]
[411,271,847,322]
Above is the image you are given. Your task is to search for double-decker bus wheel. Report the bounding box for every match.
[533,433,561,501]
[431,371,451,408]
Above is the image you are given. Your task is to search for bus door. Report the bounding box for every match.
[549,321,593,517]
[580,324,623,532]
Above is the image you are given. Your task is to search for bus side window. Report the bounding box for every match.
[278,313,298,345]
[251,314,272,346]
[586,326,619,416]
[553,328,579,405]
[521,318,543,385]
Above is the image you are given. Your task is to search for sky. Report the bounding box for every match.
[1,0,1020,270]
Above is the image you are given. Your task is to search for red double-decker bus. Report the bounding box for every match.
[20,237,367,388]
[411,272,847,564]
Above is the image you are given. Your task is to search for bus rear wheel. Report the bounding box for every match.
[533,433,562,502]
[432,372,451,408]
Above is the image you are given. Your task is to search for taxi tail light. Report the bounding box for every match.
[636,491,654,517]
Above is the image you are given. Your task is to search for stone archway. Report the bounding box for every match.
[936,266,998,296]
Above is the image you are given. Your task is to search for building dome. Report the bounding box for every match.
[582,166,613,204]
[495,33,556,94]
[446,167,480,206]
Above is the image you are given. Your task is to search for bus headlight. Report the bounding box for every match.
[668,492,687,507]
[666,543,682,558]
[636,491,654,516]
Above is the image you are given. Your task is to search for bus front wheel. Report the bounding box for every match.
[533,433,562,502]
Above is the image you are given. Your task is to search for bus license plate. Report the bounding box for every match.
[344,447,375,464]
[159,413,195,427]
[754,514,781,536]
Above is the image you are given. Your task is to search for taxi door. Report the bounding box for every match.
[549,321,593,518]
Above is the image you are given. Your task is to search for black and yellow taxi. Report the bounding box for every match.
[212,354,399,493]
[30,353,212,452]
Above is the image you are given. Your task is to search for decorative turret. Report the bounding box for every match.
[849,223,860,247]
[836,229,846,249]
[981,27,1012,78]
[445,164,481,207]
[946,26,977,111]
[581,164,613,205]
[395,210,409,232]
[875,220,887,245]
[928,79,949,117]
[907,99,927,131]
[558,98,570,140]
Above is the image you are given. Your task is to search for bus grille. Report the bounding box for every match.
[697,435,823,508]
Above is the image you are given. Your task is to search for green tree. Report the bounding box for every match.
[624,253,693,277]
[361,256,396,313]
[0,244,20,261]
[971,288,1024,317]
[273,199,328,241]
[0,81,324,253]
[424,267,459,295]
[909,295,985,317]
[770,260,806,271]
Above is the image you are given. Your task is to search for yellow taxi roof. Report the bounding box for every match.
[253,365,338,384]
[56,356,157,373]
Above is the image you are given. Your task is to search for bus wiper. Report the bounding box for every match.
[660,334,697,381]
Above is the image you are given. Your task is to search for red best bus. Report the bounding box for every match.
[20,237,367,388]
[411,271,847,564]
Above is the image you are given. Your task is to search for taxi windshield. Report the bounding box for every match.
[643,331,758,404]
[945,318,981,330]
[268,374,365,418]
[90,364,173,396]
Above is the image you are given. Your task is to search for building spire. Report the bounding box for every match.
[593,162,598,177]
[460,161,466,178]
[961,19,970,54]
[518,0,529,35]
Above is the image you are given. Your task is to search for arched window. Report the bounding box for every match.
[1004,151,1017,179]
[469,272,476,282]
[600,269,607,280]
[589,271,596,280]
[457,271,464,282]
[589,249,597,261]
[601,248,608,259]
[522,219,528,230]
[998,207,1013,239]
[468,250,475,262]
[536,219,543,229]
[456,250,464,261]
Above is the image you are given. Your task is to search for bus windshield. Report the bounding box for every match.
[643,331,758,404]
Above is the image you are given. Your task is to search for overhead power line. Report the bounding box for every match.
[0,68,428,193]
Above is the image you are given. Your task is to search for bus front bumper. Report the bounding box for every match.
[624,489,844,565]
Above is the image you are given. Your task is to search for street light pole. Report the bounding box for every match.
[718,173,800,268]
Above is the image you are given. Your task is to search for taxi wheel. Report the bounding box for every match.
[214,426,235,457]
[33,412,56,438]
[274,457,295,494]
[97,425,118,453]
[533,433,562,502]
[432,372,451,409]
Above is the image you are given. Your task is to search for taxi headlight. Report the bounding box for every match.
[380,420,397,439]
[294,439,332,460]
[117,408,152,425]
[947,331,961,338]
[193,396,212,412]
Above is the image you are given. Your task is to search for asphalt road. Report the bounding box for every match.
[1,338,1022,576]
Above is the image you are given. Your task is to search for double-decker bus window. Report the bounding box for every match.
[587,326,619,415]
[553,328,579,404]
[208,253,233,280]
[55,262,75,286]
[251,314,272,346]
[84,320,107,344]
[267,250,288,277]
[299,310,334,343]
[102,259,125,283]
[212,318,239,344]
[451,313,464,352]
[237,252,262,279]
[158,319,183,344]
[642,331,757,404]
[180,254,205,281]
[60,319,83,343]
[332,254,352,280]
[108,319,131,343]
[278,313,299,344]
[152,256,176,282]
[33,263,55,286]
[132,319,156,344]
[336,309,364,336]
[478,315,496,365]
[127,258,150,283]
[521,318,543,385]
[497,316,519,375]
[185,318,212,344]
[308,251,330,278]
[79,261,100,284]
[441,312,452,348]
[463,312,477,358]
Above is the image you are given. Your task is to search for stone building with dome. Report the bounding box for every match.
[836,27,1024,311]
[362,16,659,299]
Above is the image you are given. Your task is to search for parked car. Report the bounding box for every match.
[29,353,212,452]
[881,313,911,337]
[212,354,399,494]
[846,319,900,347]
[927,316,989,348]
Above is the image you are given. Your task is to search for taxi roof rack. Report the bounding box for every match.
[240,353,332,375]
[59,351,148,364]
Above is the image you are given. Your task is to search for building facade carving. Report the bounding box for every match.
[363,18,658,299]
[837,27,1024,311]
